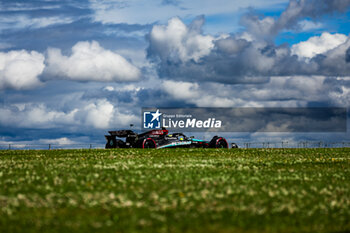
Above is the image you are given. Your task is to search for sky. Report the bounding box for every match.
[1,0,350,147]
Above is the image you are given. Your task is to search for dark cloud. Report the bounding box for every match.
[0,1,151,53]
[1,18,151,52]
[0,83,139,144]
[151,107,347,132]
[242,0,350,38]
[1,74,350,144]
[0,0,89,11]
[0,1,91,33]
[147,0,350,84]
[149,31,350,83]
[346,47,350,63]
[135,88,197,108]
[2,0,350,145]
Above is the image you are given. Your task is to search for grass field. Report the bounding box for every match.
[0,148,349,233]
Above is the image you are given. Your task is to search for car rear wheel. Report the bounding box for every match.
[105,138,126,149]
[215,137,228,148]
[105,137,116,149]
[142,138,156,148]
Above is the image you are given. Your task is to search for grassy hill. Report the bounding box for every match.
[0,148,349,233]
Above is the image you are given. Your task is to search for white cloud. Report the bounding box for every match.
[38,137,76,145]
[328,77,350,106]
[0,42,12,50]
[149,17,214,63]
[89,0,286,26]
[241,15,276,40]
[0,98,135,130]
[0,50,45,90]
[111,109,139,127]
[0,104,75,128]
[82,99,114,129]
[161,75,348,108]
[298,20,323,31]
[104,86,115,91]
[0,137,90,148]
[162,80,240,107]
[0,16,74,31]
[149,17,350,82]
[46,41,141,82]
[162,80,200,99]
[291,32,348,59]
[0,4,61,12]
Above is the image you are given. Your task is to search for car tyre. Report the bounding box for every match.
[215,137,229,148]
[105,138,116,149]
[142,138,156,148]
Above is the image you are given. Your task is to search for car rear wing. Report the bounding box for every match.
[108,130,137,137]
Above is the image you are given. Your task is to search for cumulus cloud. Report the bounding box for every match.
[0,98,137,130]
[89,0,285,26]
[0,104,75,128]
[148,17,273,83]
[328,78,350,106]
[160,75,350,108]
[291,32,348,59]
[346,47,350,63]
[80,99,114,129]
[162,80,201,100]
[148,16,214,63]
[148,13,350,83]
[242,0,350,38]
[0,50,45,90]
[162,80,243,107]
[46,41,141,82]
[298,20,323,31]
[0,16,74,31]
[147,18,274,83]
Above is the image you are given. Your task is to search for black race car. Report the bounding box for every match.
[105,128,232,149]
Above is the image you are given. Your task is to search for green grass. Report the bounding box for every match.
[0,148,349,233]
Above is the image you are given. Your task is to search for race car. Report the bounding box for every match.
[105,128,231,149]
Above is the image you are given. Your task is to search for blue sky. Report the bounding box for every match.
[1,0,350,147]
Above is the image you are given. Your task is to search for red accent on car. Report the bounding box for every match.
[142,138,157,148]
[216,137,229,148]
[147,129,168,135]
